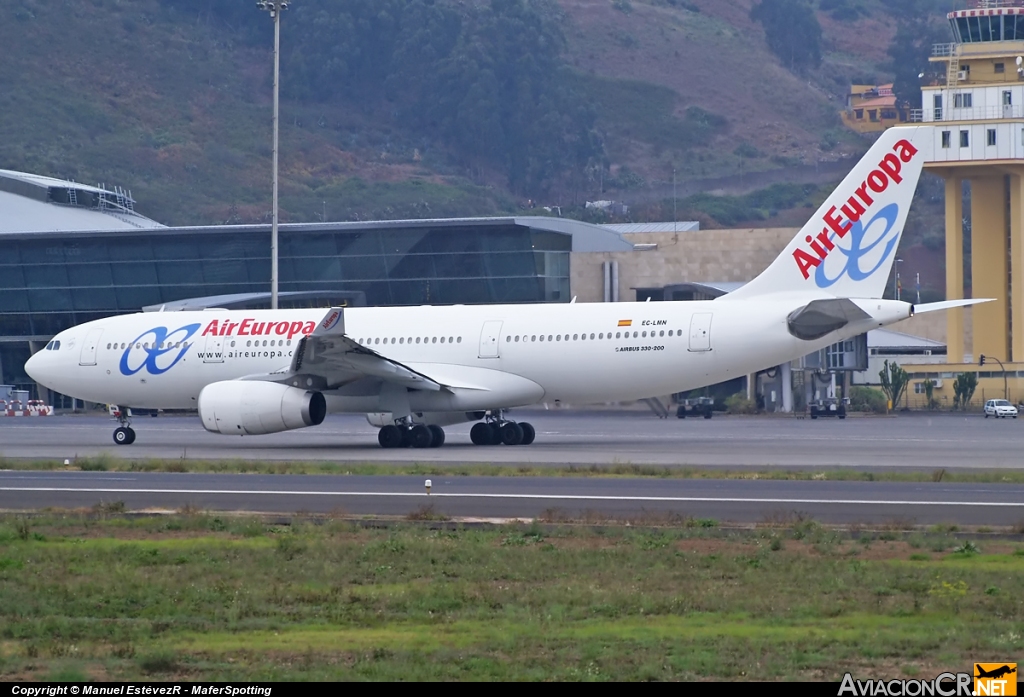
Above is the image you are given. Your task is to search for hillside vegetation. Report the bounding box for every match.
[0,0,954,228]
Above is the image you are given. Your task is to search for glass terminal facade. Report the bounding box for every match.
[0,220,573,393]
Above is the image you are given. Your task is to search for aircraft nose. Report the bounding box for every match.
[25,348,48,384]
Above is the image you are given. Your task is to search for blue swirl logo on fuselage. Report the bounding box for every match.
[119,324,201,376]
[815,203,900,289]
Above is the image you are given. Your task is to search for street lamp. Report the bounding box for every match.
[893,257,904,301]
[979,354,1008,401]
[257,0,290,310]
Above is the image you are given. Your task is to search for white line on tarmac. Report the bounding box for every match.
[0,486,1021,507]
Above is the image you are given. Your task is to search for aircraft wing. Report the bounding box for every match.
[248,307,444,392]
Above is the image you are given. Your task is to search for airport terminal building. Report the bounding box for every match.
[0,170,636,396]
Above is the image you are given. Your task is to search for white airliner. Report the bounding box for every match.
[25,126,986,448]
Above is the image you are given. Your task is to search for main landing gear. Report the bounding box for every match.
[469,413,535,446]
[111,406,136,445]
[377,423,446,449]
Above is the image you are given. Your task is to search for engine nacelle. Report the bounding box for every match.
[198,381,326,435]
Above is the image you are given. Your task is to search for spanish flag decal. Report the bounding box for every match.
[618,319,632,327]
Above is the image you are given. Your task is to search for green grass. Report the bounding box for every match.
[5,455,1024,485]
[0,514,1022,680]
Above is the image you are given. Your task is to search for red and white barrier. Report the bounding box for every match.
[1,400,53,416]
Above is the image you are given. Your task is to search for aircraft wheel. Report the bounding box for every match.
[470,422,492,445]
[500,422,524,446]
[113,427,132,446]
[378,425,403,449]
[126,427,136,444]
[519,422,536,446]
[409,424,434,449]
[428,425,445,447]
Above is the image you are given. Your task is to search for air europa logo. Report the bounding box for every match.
[120,324,201,376]
[793,138,919,281]
[200,318,316,340]
[321,310,341,331]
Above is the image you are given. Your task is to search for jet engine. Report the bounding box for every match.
[198,381,326,435]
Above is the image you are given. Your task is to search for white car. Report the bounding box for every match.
[984,399,1018,418]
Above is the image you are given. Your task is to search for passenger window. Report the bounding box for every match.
[540,335,545,342]
[441,337,446,343]
[615,332,620,339]
[400,338,404,344]
[432,337,437,343]
[457,337,462,343]
[590,333,595,340]
[515,336,520,342]
[573,334,578,340]
[660,330,664,337]
[556,335,561,341]
[532,335,537,342]
[548,335,553,342]
[581,334,586,341]
[599,333,604,339]
[642,331,647,338]
[416,338,421,343]
[231,341,236,348]
[633,331,638,338]
[506,336,511,342]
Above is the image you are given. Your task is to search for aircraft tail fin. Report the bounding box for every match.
[726,126,930,300]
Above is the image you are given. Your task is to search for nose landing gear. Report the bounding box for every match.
[111,406,136,445]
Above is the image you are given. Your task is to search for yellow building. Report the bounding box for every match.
[902,0,1024,405]
[841,83,907,133]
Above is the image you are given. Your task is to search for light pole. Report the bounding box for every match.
[257,0,289,310]
[672,167,677,236]
[979,354,1008,401]
[893,257,904,301]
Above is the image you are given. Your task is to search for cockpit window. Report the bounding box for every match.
[45,341,61,350]
[53,341,60,350]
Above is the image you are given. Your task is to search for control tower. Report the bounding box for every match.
[911,0,1024,397]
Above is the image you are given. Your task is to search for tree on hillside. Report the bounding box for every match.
[277,0,602,194]
[750,0,822,73]
[887,17,949,111]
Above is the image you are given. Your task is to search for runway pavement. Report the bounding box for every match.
[3,411,1023,524]
[1,469,1022,526]
[1,409,1023,469]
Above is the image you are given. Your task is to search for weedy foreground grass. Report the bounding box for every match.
[0,514,1022,681]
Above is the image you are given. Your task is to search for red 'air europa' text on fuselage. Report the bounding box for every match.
[793,139,919,280]
[201,318,316,340]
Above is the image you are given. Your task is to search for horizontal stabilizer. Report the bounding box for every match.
[787,298,871,341]
[913,298,994,314]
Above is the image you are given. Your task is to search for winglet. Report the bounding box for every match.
[311,307,346,336]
